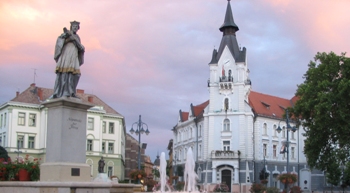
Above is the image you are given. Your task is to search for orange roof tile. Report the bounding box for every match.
[10,83,122,115]
[248,91,293,119]
[192,100,209,117]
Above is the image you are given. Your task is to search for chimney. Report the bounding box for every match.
[77,89,84,94]
[38,88,43,101]
[88,96,93,103]
[30,83,36,87]
[16,91,19,97]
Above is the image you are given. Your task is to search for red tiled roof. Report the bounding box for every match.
[10,83,122,115]
[248,91,292,119]
[180,112,189,122]
[192,100,209,117]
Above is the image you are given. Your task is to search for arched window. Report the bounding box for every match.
[190,128,192,138]
[199,125,202,137]
[263,123,267,135]
[273,125,277,136]
[223,119,230,131]
[224,98,229,112]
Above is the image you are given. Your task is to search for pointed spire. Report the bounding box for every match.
[209,49,218,64]
[219,0,239,32]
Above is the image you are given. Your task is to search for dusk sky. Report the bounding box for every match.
[1,0,349,162]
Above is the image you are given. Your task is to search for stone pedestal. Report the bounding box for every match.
[40,97,93,182]
[94,173,112,182]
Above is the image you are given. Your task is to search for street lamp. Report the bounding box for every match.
[129,115,150,171]
[277,109,297,191]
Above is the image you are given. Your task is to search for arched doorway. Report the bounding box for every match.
[222,169,232,192]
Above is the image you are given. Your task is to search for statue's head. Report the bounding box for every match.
[70,20,80,31]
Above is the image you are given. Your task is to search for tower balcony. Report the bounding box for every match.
[211,150,241,159]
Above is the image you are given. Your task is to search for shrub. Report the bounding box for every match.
[250,183,266,193]
[266,187,279,193]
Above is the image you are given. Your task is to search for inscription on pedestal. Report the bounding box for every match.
[69,118,82,130]
[71,168,80,176]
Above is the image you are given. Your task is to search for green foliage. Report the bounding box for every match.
[249,183,266,193]
[0,146,9,162]
[259,168,269,180]
[177,165,184,177]
[175,181,185,191]
[326,157,341,186]
[290,186,302,193]
[266,187,279,193]
[0,155,40,181]
[152,167,160,178]
[291,52,350,171]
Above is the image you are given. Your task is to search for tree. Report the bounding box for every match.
[326,155,341,193]
[291,52,350,171]
[0,146,9,161]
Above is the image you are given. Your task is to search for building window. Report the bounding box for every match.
[224,98,229,111]
[0,135,2,146]
[87,139,93,151]
[29,113,36,127]
[18,112,25,126]
[108,142,114,153]
[108,166,113,177]
[199,125,202,137]
[282,126,286,138]
[273,145,277,158]
[0,114,2,127]
[263,144,267,157]
[273,125,277,136]
[291,147,295,159]
[102,141,106,153]
[199,144,202,157]
[3,135,6,147]
[197,167,202,181]
[17,135,24,148]
[223,141,230,151]
[223,119,230,131]
[291,131,295,139]
[28,136,35,149]
[109,123,114,134]
[263,123,267,135]
[102,121,106,133]
[87,117,94,130]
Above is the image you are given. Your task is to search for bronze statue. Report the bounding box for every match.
[98,157,105,173]
[53,21,85,98]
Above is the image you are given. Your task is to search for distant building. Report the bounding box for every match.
[125,133,150,180]
[172,1,323,192]
[0,83,126,180]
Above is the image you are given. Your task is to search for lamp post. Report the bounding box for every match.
[129,115,150,173]
[277,109,297,192]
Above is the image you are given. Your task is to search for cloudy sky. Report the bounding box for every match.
[0,0,349,162]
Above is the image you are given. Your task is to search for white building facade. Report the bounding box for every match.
[0,83,126,180]
[173,1,323,192]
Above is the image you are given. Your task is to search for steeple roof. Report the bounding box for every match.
[210,0,245,63]
[219,0,239,32]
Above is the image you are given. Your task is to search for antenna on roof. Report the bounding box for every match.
[32,68,38,83]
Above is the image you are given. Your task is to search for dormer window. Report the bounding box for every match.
[261,101,270,109]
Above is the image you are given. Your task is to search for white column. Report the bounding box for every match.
[212,167,217,183]
[234,167,239,183]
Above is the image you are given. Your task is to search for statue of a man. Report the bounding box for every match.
[98,157,105,173]
[53,20,85,98]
